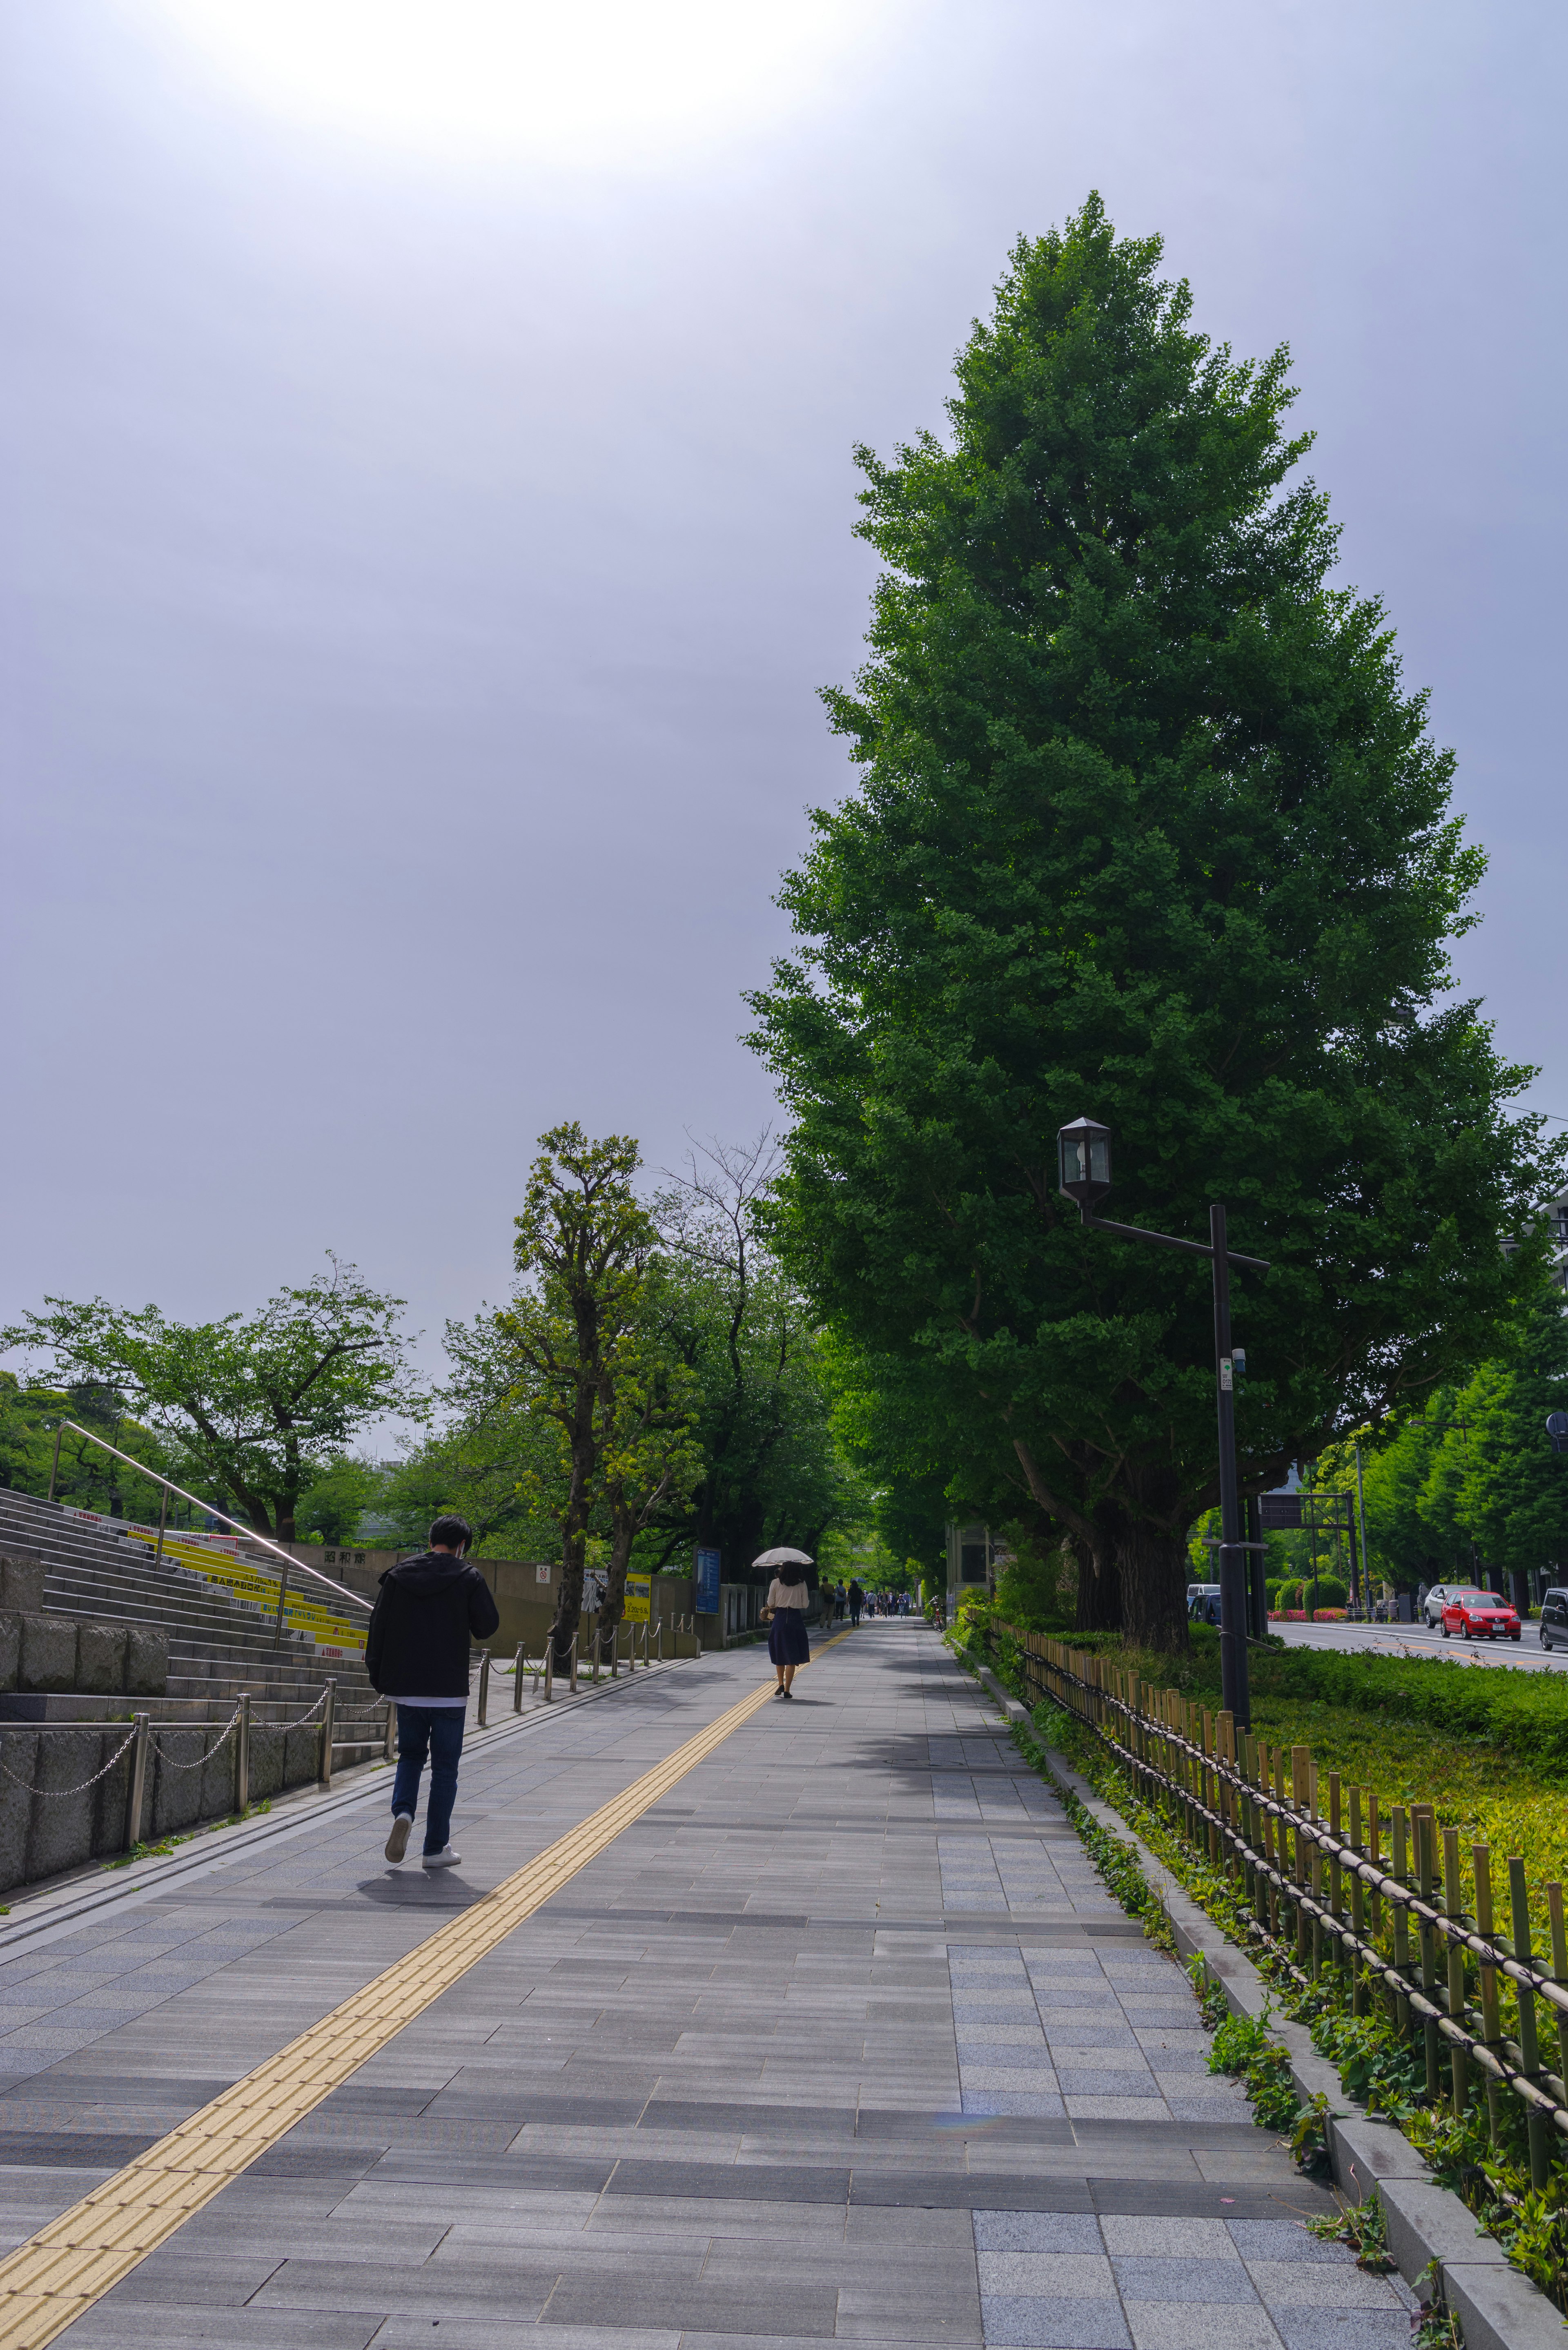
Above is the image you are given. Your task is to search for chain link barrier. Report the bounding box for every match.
[150,1709,243,1771]
[0,1722,140,1799]
[0,1677,361,1798]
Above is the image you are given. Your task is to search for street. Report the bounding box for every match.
[1270,1614,1566,1673]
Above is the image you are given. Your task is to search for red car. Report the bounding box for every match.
[1439,1590,1521,1641]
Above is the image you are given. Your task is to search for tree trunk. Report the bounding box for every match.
[1074,1536,1122,1632]
[550,1395,597,1666]
[1116,1515,1190,1652]
[596,1508,635,1668]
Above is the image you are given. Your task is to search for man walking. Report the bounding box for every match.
[849,1579,864,1627]
[367,1514,499,1870]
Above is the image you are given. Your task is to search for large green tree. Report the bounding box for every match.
[750,196,1559,1650]
[3,1257,421,1541]
[498,1124,664,1661]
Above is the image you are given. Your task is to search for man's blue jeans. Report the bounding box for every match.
[391,1706,466,1855]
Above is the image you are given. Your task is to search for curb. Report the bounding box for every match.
[969,1660,1566,2350]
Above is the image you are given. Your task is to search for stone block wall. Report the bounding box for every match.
[0,1555,364,1895]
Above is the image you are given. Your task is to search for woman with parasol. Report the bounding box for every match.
[757,1546,813,1699]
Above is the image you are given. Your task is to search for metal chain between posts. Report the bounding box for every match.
[150,1708,244,1770]
[150,1681,334,1770]
[278,1684,331,1732]
[0,1722,140,1798]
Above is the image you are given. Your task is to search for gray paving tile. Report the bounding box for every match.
[1269,2319,1409,2350]
[1114,2256,1261,2303]
[0,1627,1332,2348]
[1125,2309,1283,2350]
[981,2294,1133,2348]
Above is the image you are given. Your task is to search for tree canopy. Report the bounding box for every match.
[2,1257,421,1541]
[1356,1278,1568,1591]
[750,194,1560,1649]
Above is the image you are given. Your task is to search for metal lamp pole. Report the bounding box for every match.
[1058,1119,1269,1729]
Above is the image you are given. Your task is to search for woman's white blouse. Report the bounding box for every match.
[767,1578,808,1610]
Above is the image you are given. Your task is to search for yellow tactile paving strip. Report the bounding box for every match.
[0,1652,833,2349]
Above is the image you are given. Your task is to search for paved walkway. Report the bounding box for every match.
[0,1623,1413,2348]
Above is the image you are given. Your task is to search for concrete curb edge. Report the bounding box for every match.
[968,1657,1565,2350]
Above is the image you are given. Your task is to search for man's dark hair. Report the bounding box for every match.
[429,1515,473,1555]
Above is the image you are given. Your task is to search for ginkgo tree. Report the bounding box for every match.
[750,193,1561,1650]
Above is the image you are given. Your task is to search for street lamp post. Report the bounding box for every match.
[1057,1118,1270,1729]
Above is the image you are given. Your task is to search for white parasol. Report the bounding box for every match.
[752,1546,814,1569]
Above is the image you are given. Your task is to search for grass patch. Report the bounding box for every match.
[983,1619,1568,1948]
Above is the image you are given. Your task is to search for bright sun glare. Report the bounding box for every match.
[146,0,889,164]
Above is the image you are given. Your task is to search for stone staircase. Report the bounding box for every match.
[0,1488,386,1762]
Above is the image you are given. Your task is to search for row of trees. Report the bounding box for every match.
[744,194,1564,1649]
[1,1130,866,1663]
[1278,1284,1568,1597]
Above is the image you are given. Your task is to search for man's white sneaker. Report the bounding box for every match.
[385,1814,413,1864]
[421,1846,461,1870]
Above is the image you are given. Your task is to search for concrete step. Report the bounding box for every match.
[0,1489,378,1718]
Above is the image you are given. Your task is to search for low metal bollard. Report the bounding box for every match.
[512,1643,526,1714]
[477,1651,491,1728]
[568,1633,578,1694]
[319,1677,336,1788]
[236,1690,251,1814]
[125,1712,149,1851]
[544,1643,554,1703]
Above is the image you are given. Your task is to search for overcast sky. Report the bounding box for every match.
[4,0,1564,1401]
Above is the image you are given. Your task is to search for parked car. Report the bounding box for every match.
[1439,1589,1521,1641]
[1421,1583,1457,1628]
[1539,1587,1568,1651]
[1188,1585,1223,1626]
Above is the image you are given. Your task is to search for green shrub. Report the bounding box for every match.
[1303,1574,1348,1608]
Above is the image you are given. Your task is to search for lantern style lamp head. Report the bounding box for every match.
[1057,1117,1112,1217]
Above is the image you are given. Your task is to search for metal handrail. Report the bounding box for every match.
[48,1419,373,1623]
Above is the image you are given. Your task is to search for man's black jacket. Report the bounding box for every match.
[365,1551,500,1699]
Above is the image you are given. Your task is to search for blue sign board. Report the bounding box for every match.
[695,1547,721,1612]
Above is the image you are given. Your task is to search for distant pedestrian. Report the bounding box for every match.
[764,1569,811,1697]
[820,1581,837,1632]
[367,1514,499,1871]
[849,1579,864,1626]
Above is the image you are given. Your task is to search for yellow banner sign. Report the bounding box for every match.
[624,1575,650,1623]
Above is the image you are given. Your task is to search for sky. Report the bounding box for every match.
[4,0,1565,1405]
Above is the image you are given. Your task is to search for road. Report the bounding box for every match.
[1270,1615,1566,1673]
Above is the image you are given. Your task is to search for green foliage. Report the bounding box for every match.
[1307,2190,1395,2273]
[0,1374,186,1520]
[379,1311,568,1556]
[1009,1715,1170,1944]
[1132,1625,1568,1776]
[993,1533,1078,1631]
[1180,1966,1307,2135]
[1360,1278,1568,1587]
[751,191,1560,1655]
[1309,2009,1423,2118]
[294,1455,386,1545]
[646,1140,866,1573]
[2,1257,421,1540]
[497,1122,665,1648]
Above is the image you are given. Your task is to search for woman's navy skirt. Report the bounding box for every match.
[768,1606,810,1666]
